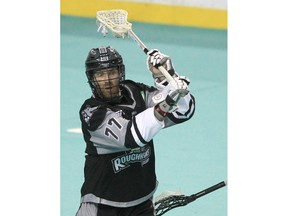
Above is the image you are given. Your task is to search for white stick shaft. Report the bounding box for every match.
[128,30,175,83]
[128,30,148,53]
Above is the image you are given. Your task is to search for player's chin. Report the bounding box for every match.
[102,88,120,98]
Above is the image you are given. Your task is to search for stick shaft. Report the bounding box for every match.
[191,180,227,201]
[128,30,149,54]
[128,30,174,82]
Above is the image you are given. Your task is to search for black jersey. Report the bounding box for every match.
[79,80,195,207]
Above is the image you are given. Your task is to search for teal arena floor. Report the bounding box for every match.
[61,15,227,216]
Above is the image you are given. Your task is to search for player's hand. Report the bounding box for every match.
[146,49,175,78]
[178,75,191,86]
[153,76,190,104]
[168,76,190,102]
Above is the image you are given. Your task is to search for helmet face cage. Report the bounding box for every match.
[85,46,125,101]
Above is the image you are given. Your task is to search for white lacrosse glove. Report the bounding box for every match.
[153,77,190,121]
[155,73,191,90]
[177,75,191,87]
[146,49,175,79]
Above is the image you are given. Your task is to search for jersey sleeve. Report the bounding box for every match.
[164,93,195,127]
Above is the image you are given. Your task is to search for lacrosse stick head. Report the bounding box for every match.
[154,191,187,216]
[96,9,132,38]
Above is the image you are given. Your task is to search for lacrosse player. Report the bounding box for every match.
[75,46,195,216]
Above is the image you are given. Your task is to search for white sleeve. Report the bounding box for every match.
[175,94,195,118]
[131,107,164,147]
[162,93,195,127]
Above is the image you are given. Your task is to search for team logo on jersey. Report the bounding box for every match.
[111,146,151,173]
[81,106,99,125]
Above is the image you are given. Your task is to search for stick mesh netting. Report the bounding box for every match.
[97,10,132,37]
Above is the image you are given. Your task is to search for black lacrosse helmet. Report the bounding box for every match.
[85,46,125,101]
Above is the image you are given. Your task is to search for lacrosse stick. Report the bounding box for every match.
[154,180,227,216]
[96,9,175,83]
